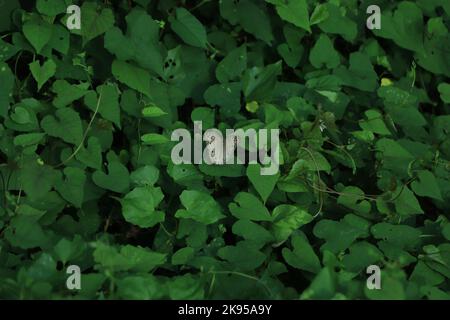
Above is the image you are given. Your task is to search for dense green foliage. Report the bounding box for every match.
[1,0,450,300]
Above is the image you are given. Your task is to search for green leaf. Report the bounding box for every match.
[170,8,207,48]
[92,161,130,193]
[410,260,445,287]
[13,133,46,147]
[175,190,225,224]
[297,149,331,173]
[342,241,383,273]
[141,133,169,145]
[310,3,329,25]
[104,9,164,76]
[51,80,89,108]
[229,192,273,221]
[94,243,166,272]
[54,236,87,263]
[394,186,424,216]
[112,60,151,97]
[142,105,167,118]
[300,267,335,299]
[191,107,215,129]
[130,165,159,186]
[266,0,311,32]
[29,59,56,91]
[23,19,52,53]
[235,0,274,45]
[20,161,61,201]
[116,276,163,299]
[411,170,443,201]
[84,83,121,128]
[41,107,83,145]
[0,62,14,118]
[371,222,421,250]
[75,137,102,170]
[168,275,204,299]
[437,83,450,103]
[442,224,450,241]
[204,82,241,117]
[247,164,279,203]
[216,45,247,84]
[120,186,165,227]
[309,34,339,69]
[0,0,20,33]
[55,167,86,208]
[232,220,273,244]
[218,242,266,271]
[373,2,425,54]
[243,61,282,101]
[364,270,406,300]
[272,205,313,243]
[36,0,66,16]
[313,214,370,254]
[76,2,115,45]
[282,233,321,273]
[5,216,49,249]
[245,101,259,113]
[334,52,378,92]
[318,3,357,41]
[120,245,166,272]
[172,247,195,265]
[375,138,415,174]
[359,109,391,135]
[337,186,371,215]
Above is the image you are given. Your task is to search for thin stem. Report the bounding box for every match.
[190,0,210,12]
[208,270,273,298]
[300,147,323,218]
[55,88,104,167]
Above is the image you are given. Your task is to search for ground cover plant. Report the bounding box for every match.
[0,0,450,300]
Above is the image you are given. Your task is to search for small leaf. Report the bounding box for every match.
[142,105,167,118]
[247,164,279,203]
[13,133,46,147]
[29,59,56,91]
[141,133,169,145]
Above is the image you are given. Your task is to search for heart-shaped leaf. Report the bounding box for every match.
[29,59,56,91]
[247,164,279,203]
[41,108,83,145]
[92,161,130,193]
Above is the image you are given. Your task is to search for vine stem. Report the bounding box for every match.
[55,88,103,168]
[300,147,323,218]
[324,140,357,174]
[207,270,273,298]
[190,0,210,12]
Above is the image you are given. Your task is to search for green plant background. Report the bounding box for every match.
[0,0,450,300]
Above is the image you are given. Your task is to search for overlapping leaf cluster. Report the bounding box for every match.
[0,0,449,299]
